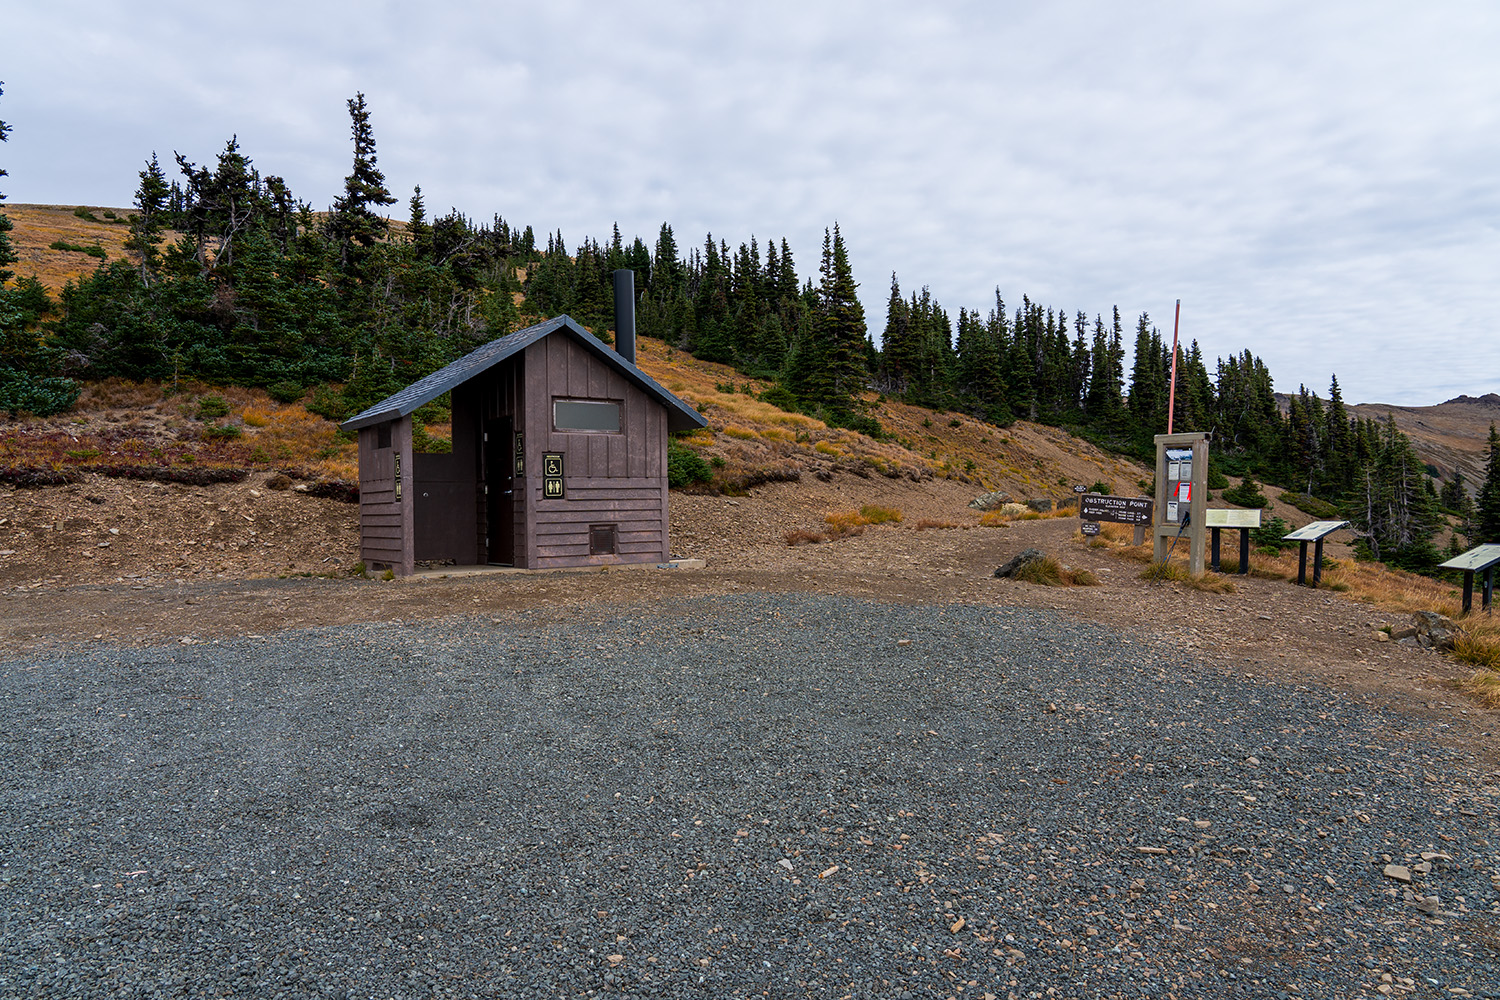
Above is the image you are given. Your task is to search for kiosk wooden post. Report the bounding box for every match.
[1153,432,1209,575]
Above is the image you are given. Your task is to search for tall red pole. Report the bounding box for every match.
[1166,299,1181,434]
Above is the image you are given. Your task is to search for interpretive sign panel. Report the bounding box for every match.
[1283,520,1349,542]
[1205,508,1262,529]
[1438,544,1500,573]
[1079,494,1153,525]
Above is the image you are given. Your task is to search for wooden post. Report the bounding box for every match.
[1484,567,1494,614]
[1462,571,1474,615]
[1312,536,1325,588]
[1297,541,1309,586]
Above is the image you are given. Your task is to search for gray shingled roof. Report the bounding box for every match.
[339,315,708,433]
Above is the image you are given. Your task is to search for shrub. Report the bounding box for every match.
[915,519,957,530]
[784,529,825,546]
[1279,491,1341,519]
[1222,475,1268,508]
[1012,556,1100,587]
[196,394,231,420]
[1088,481,1111,495]
[411,420,451,454]
[858,504,902,525]
[1207,467,1230,489]
[1251,514,1296,549]
[667,440,713,488]
[73,206,97,220]
[48,239,106,258]
[0,369,81,416]
[758,385,800,413]
[202,423,243,441]
[267,380,305,404]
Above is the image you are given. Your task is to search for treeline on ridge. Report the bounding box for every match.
[1,89,1497,571]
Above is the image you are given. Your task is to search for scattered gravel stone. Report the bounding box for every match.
[3,593,1498,998]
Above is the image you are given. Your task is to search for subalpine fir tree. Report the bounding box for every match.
[0,82,15,286]
[1476,422,1500,543]
[326,93,396,288]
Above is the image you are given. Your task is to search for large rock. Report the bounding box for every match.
[994,548,1046,578]
[1412,611,1462,651]
[968,490,1013,510]
[1025,498,1054,513]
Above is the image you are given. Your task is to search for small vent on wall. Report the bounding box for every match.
[590,524,617,556]
[377,423,392,450]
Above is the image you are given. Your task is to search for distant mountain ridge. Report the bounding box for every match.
[1345,394,1498,494]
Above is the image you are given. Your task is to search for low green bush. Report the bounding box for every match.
[267,380,304,404]
[196,394,231,420]
[667,440,713,488]
[1278,491,1340,519]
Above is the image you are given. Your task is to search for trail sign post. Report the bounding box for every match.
[1079,493,1154,546]
[1282,520,1350,588]
[1438,544,1500,615]
[1204,508,1261,575]
[1153,432,1209,574]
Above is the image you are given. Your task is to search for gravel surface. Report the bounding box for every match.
[3,593,1499,999]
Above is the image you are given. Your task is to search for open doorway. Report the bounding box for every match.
[484,416,514,564]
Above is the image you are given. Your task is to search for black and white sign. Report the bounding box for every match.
[1078,493,1154,525]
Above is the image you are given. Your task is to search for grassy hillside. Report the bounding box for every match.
[5,204,138,291]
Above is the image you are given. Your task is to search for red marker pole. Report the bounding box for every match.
[1166,299,1181,434]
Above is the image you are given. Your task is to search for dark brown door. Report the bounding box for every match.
[484,417,514,564]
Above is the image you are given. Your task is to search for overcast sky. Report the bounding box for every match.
[4,1,1497,406]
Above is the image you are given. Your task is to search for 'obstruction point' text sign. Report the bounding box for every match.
[1079,494,1154,525]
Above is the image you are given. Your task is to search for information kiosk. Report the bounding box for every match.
[1153,432,1209,574]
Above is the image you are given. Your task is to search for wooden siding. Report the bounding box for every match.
[523,337,670,568]
[357,417,415,575]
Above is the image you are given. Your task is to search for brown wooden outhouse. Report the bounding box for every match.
[340,314,706,575]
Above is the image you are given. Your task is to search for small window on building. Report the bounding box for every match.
[554,399,620,433]
[376,423,392,450]
[590,524,617,556]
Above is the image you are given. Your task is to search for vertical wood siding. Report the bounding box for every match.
[525,336,669,569]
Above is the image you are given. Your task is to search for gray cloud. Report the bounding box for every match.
[4,0,1496,405]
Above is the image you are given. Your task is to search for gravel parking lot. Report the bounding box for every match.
[3,593,1498,999]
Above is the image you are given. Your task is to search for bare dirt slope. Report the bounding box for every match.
[1348,394,1500,487]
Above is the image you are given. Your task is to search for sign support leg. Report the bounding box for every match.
[1312,538,1326,588]
[1297,542,1309,586]
[1462,571,1474,615]
[1484,568,1494,614]
[1210,527,1221,572]
[1238,528,1250,575]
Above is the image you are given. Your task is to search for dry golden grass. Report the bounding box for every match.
[1138,561,1237,593]
[784,528,826,546]
[1453,615,1500,671]
[1459,670,1500,709]
[914,519,958,531]
[627,337,1152,502]
[5,204,142,291]
[1012,556,1100,587]
[2,378,358,482]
